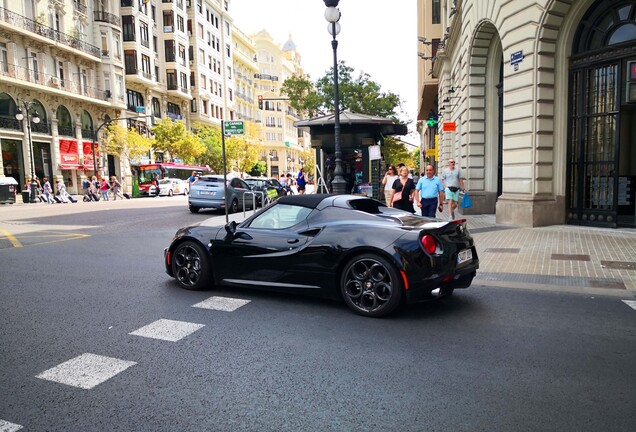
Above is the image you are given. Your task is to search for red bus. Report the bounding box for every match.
[134,163,211,195]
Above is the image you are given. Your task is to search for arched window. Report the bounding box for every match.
[574,0,636,53]
[0,92,19,131]
[81,110,93,138]
[56,105,74,136]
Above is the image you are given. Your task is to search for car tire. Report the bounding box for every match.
[229,199,238,214]
[171,240,210,290]
[340,253,403,318]
[189,205,200,213]
[168,190,173,197]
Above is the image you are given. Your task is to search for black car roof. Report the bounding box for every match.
[276,194,332,209]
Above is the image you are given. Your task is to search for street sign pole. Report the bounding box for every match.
[222,123,229,224]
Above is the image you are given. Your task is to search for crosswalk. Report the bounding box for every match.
[2,295,635,430]
[0,295,251,431]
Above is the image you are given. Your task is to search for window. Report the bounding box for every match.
[140,21,149,47]
[432,0,440,24]
[200,73,206,89]
[167,102,181,117]
[248,204,312,230]
[191,98,197,113]
[124,50,137,74]
[164,40,175,62]
[166,70,177,89]
[0,43,8,73]
[153,97,161,118]
[126,89,144,111]
[177,15,184,33]
[122,15,135,41]
[196,0,202,14]
[180,72,188,90]
[163,11,174,32]
[178,44,186,65]
[141,54,151,75]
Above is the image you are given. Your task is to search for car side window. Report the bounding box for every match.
[238,179,249,189]
[248,204,312,230]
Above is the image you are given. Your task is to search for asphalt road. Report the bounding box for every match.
[1,197,635,431]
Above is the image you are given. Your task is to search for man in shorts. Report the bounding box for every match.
[441,159,465,220]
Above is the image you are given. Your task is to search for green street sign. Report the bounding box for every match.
[223,120,245,135]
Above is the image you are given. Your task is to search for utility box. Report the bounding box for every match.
[0,176,18,204]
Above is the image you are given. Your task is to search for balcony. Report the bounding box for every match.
[73,1,87,15]
[94,11,120,27]
[32,121,51,134]
[0,63,110,102]
[0,7,100,58]
[58,126,74,137]
[81,128,94,139]
[0,116,22,131]
[121,0,135,7]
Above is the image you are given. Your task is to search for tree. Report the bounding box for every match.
[281,61,404,121]
[382,137,417,169]
[299,149,315,177]
[102,124,152,165]
[226,135,259,177]
[151,118,205,163]
[193,124,223,172]
[249,161,267,177]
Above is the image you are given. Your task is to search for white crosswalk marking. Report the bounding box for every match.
[36,353,136,390]
[0,419,23,432]
[192,296,251,312]
[622,300,636,310]
[129,319,205,342]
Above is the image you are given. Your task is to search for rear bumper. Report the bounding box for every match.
[188,197,225,209]
[405,262,479,303]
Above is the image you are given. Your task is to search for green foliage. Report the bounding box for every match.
[249,161,267,177]
[382,137,417,169]
[102,124,152,164]
[226,136,259,176]
[193,124,223,172]
[151,118,205,164]
[281,61,403,121]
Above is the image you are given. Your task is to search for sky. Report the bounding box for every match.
[230,0,420,145]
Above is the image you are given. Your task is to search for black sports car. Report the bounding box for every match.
[164,194,479,317]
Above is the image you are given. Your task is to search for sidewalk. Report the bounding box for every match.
[459,211,636,296]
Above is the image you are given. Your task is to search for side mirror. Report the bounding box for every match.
[224,220,237,236]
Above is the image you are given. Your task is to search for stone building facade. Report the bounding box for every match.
[432,0,636,228]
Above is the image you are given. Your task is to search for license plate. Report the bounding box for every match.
[457,249,472,264]
[199,190,213,195]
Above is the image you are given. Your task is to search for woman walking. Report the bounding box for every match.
[382,166,399,205]
[388,166,416,213]
[100,178,110,201]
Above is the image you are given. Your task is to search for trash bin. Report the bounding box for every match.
[0,177,18,204]
[22,191,31,203]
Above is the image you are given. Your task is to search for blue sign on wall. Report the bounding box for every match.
[511,50,524,65]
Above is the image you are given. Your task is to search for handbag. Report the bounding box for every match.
[460,192,473,208]
[448,186,459,193]
[391,190,402,203]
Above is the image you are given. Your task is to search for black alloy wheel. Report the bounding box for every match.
[340,254,403,317]
[171,241,210,290]
[229,199,239,214]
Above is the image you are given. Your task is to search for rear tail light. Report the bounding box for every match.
[421,234,437,254]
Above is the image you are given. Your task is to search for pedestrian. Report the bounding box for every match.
[153,174,161,197]
[388,166,416,213]
[90,176,100,200]
[42,177,53,203]
[188,171,198,188]
[279,174,287,188]
[56,179,70,203]
[381,166,399,205]
[111,176,125,200]
[297,169,306,194]
[81,176,90,197]
[441,158,466,220]
[415,164,445,218]
[99,177,110,201]
[412,170,420,185]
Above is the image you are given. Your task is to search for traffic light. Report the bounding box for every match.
[258,95,263,109]
[426,114,438,128]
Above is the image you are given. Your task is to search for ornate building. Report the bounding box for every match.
[432,0,636,228]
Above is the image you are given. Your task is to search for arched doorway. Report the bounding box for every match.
[568,0,636,227]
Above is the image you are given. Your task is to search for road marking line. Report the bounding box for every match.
[36,353,136,390]
[129,319,205,342]
[193,296,251,312]
[622,300,636,310]
[0,419,23,431]
[0,229,22,248]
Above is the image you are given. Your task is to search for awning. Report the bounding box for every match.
[59,165,82,170]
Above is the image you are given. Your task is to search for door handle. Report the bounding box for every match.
[287,238,299,244]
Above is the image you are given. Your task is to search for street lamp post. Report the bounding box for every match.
[324,0,346,194]
[15,101,41,203]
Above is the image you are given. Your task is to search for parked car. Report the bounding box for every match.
[165,194,479,317]
[158,178,189,196]
[244,177,286,205]
[188,175,255,213]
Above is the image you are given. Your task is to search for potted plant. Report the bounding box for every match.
[69,26,81,47]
